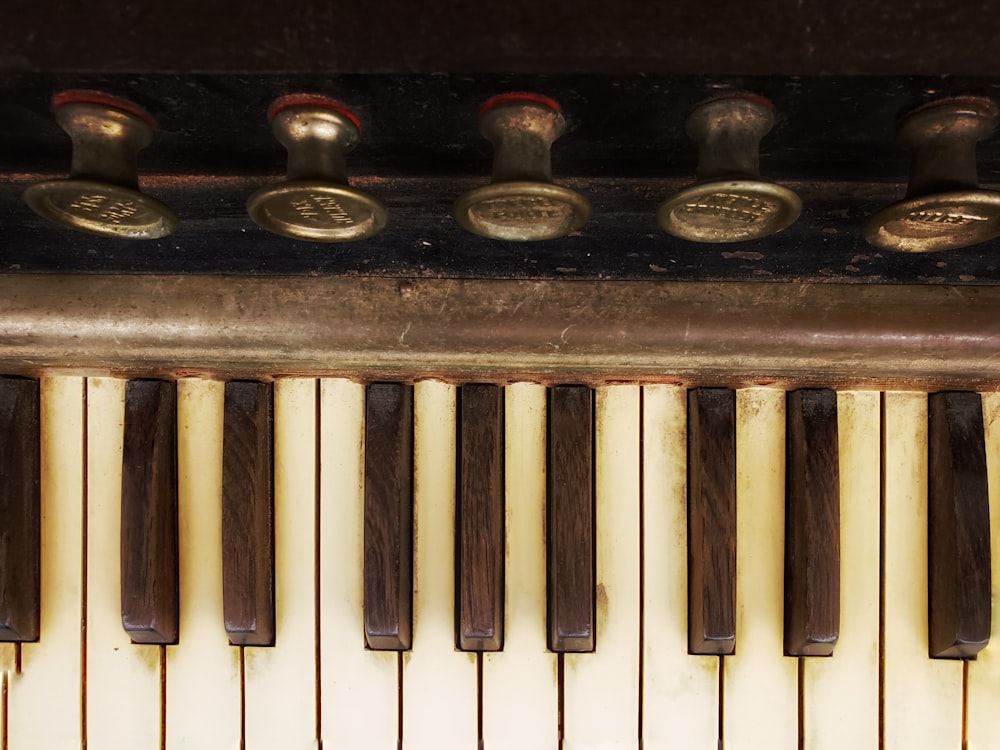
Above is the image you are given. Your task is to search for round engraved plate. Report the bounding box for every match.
[246,182,388,242]
[24,179,177,239]
[657,180,801,243]
[863,191,1000,253]
[454,182,591,241]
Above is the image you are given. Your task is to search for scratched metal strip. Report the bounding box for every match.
[1,274,998,389]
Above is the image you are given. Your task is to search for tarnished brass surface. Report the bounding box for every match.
[23,99,177,239]
[247,99,387,242]
[865,97,1000,252]
[658,94,800,243]
[1,274,999,390]
[454,95,591,241]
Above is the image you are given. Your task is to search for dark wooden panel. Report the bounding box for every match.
[928,391,991,659]
[784,389,840,656]
[121,379,179,644]
[687,387,736,655]
[1,1,996,75]
[363,382,413,650]
[222,381,275,646]
[456,384,504,651]
[547,385,594,652]
[0,378,39,641]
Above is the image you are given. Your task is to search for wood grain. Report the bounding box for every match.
[121,379,179,644]
[687,387,736,655]
[547,385,594,652]
[928,391,991,658]
[364,382,413,650]
[222,380,275,646]
[784,388,840,656]
[457,384,504,651]
[0,378,39,641]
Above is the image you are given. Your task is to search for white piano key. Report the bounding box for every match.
[960,390,1000,749]
[482,383,558,750]
[724,388,797,750]
[167,379,241,749]
[86,377,162,748]
[801,391,880,749]
[8,376,85,750]
[882,391,962,748]
[641,385,718,750]
[563,385,640,750]
[319,379,398,750]
[403,380,478,750]
[244,378,319,750]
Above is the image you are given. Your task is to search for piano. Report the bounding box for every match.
[2,2,1000,748]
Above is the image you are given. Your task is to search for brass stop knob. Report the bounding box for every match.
[246,94,387,242]
[454,93,591,241]
[24,90,177,239]
[657,94,800,243]
[864,96,1000,253]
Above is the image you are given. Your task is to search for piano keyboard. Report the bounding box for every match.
[0,376,997,750]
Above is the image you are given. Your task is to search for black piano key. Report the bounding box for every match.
[928,391,991,658]
[784,388,840,656]
[687,387,736,656]
[222,381,275,646]
[547,385,594,652]
[121,379,179,644]
[457,384,505,651]
[364,383,414,650]
[0,378,40,642]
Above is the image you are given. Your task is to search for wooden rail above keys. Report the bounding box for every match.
[1,274,1000,389]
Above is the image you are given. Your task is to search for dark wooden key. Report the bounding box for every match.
[784,389,840,656]
[0,378,40,642]
[364,382,413,650]
[222,381,275,646]
[121,379,179,644]
[456,384,505,651]
[547,385,594,652]
[928,391,991,658]
[687,388,736,655]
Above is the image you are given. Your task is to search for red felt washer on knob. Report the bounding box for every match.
[267,93,361,131]
[52,89,155,126]
[479,92,562,117]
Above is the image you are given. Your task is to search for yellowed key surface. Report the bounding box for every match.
[563,386,640,750]
[724,388,797,750]
[641,385,718,750]
[320,379,398,750]
[801,392,879,749]
[244,379,319,750]
[483,383,558,750]
[8,377,85,750]
[86,378,162,749]
[882,392,962,749]
[167,379,241,749]
[403,381,478,750]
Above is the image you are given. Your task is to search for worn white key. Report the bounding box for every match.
[563,385,640,750]
[8,376,85,750]
[483,383,558,750]
[403,381,477,750]
[882,392,962,749]
[724,388,797,750]
[320,379,398,750]
[86,377,161,749]
[244,379,318,750]
[801,391,880,749]
[642,385,718,750]
[167,379,241,749]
